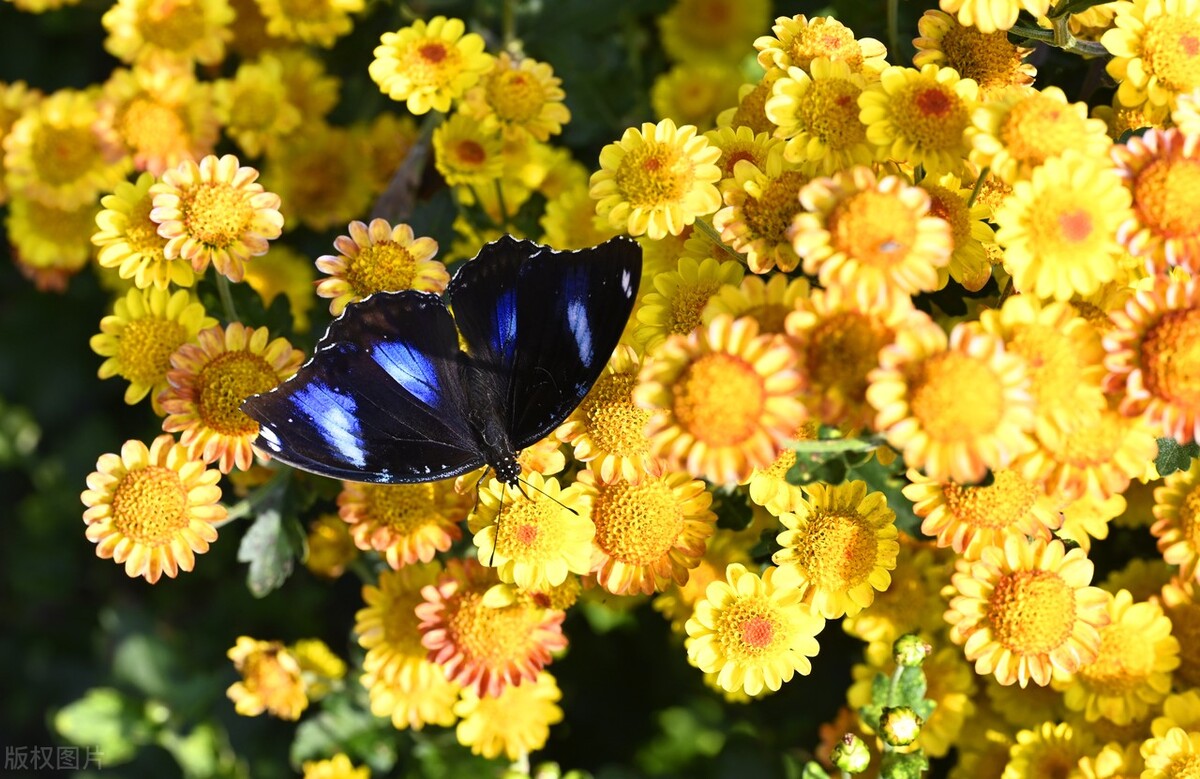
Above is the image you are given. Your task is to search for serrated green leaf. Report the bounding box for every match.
[880,749,928,779]
[54,688,152,766]
[237,508,296,598]
[1155,437,1199,477]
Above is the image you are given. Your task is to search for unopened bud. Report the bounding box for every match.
[893,634,932,667]
[880,706,923,747]
[831,732,872,774]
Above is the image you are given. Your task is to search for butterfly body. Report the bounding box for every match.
[242,235,642,486]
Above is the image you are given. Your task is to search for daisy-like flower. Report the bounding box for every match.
[913,10,1036,99]
[970,86,1112,185]
[468,472,593,592]
[1054,588,1179,725]
[226,637,307,719]
[945,536,1111,687]
[633,255,744,353]
[634,314,807,485]
[264,126,373,234]
[1104,274,1200,443]
[868,321,1035,484]
[764,59,875,176]
[1078,742,1145,779]
[355,563,461,730]
[994,151,1132,301]
[703,126,785,181]
[431,112,505,186]
[358,112,420,197]
[786,286,931,431]
[1113,128,1200,275]
[712,157,807,274]
[556,345,661,483]
[938,0,1052,34]
[417,559,567,697]
[1142,727,1200,777]
[81,434,224,584]
[96,66,220,176]
[652,529,754,634]
[1103,0,1200,111]
[242,245,317,331]
[314,219,448,317]
[842,536,951,647]
[91,287,217,413]
[5,196,97,279]
[659,0,769,65]
[3,88,130,209]
[369,16,492,115]
[93,173,194,290]
[904,468,1060,560]
[685,563,826,696]
[101,0,234,65]
[920,172,996,291]
[589,119,722,241]
[754,14,888,76]
[161,323,304,473]
[716,72,781,136]
[338,479,469,570]
[301,754,369,779]
[859,64,979,174]
[703,274,810,336]
[256,0,362,48]
[1153,460,1200,581]
[214,55,303,159]
[651,63,744,134]
[454,671,563,761]
[0,81,41,206]
[150,154,284,283]
[574,468,714,596]
[460,52,570,142]
[1002,721,1095,779]
[303,513,357,580]
[772,480,899,619]
[791,166,953,310]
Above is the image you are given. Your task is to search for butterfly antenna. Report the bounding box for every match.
[489,481,503,568]
[517,476,580,516]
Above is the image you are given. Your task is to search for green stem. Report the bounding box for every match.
[886,0,900,68]
[216,467,290,527]
[500,0,517,50]
[692,218,746,264]
[1009,19,1110,56]
[215,271,240,324]
[494,179,510,229]
[886,665,904,708]
[967,166,989,209]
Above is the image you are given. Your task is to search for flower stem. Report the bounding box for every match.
[215,271,240,324]
[967,166,989,209]
[494,179,511,229]
[692,218,747,264]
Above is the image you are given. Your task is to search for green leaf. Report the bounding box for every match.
[113,634,177,700]
[880,749,929,779]
[237,508,298,598]
[54,688,153,766]
[290,693,396,774]
[1155,437,1199,477]
[157,722,241,779]
[800,761,831,779]
[893,666,928,710]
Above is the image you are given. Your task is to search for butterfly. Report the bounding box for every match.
[241,235,642,488]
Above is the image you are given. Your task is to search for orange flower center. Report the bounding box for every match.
[419,42,448,63]
[1133,156,1200,238]
[496,496,568,561]
[120,98,189,159]
[580,371,653,458]
[942,469,1041,532]
[444,588,544,668]
[110,465,189,545]
[988,569,1077,655]
[805,310,891,424]
[667,278,723,337]
[615,143,689,208]
[116,315,189,387]
[182,182,254,250]
[924,184,971,245]
[741,170,808,245]
[909,352,1005,442]
[726,79,774,135]
[673,353,766,447]
[361,483,442,533]
[592,478,683,566]
[1163,754,1200,779]
[796,78,867,151]
[1079,621,1155,693]
[32,125,101,185]
[715,595,786,658]
[454,139,487,166]
[787,509,879,591]
[1142,15,1200,95]
[197,350,281,436]
[1001,94,1088,168]
[238,645,305,717]
[1141,308,1200,408]
[787,23,863,72]
[489,69,547,123]
[893,79,969,152]
[829,190,920,268]
[1058,208,1095,243]
[741,616,774,649]
[23,199,97,246]
[345,241,419,297]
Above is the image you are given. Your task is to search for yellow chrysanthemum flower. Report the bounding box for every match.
[454,670,563,761]
[81,434,224,584]
[264,125,374,234]
[633,255,744,354]
[226,637,307,719]
[0,80,41,206]
[791,165,953,310]
[93,172,195,290]
[1142,727,1200,778]
[1153,460,1200,581]
[1078,741,1145,779]
[1103,0,1200,110]
[945,536,1110,687]
[1001,721,1094,779]
[5,196,97,279]
[703,126,785,182]
[659,0,769,65]
[469,472,593,592]
[754,14,888,76]
[314,218,448,317]
[938,0,1053,33]
[369,16,492,115]
[242,244,316,331]
[1103,274,1200,444]
[150,154,284,283]
[3,88,130,209]
[765,59,876,176]
[859,64,979,174]
[256,0,362,48]
[161,323,304,473]
[590,119,722,241]
[338,479,468,570]
[685,563,826,697]
[214,55,302,159]
[634,314,808,486]
[773,480,898,619]
[355,563,461,730]
[994,151,1132,301]
[841,536,951,646]
[301,754,369,779]
[416,559,567,698]
[90,287,217,413]
[101,0,234,65]
[1113,128,1200,275]
[715,72,781,136]
[970,86,1112,185]
[303,514,357,580]
[712,157,807,274]
[431,112,505,186]
[913,10,1036,98]
[652,529,754,634]
[1154,689,1200,736]
[460,52,570,142]
[1054,588,1179,725]
[275,49,341,121]
[651,63,743,134]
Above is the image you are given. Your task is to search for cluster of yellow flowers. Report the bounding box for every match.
[0,0,1192,771]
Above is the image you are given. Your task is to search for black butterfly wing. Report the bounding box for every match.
[241,291,485,483]
[448,235,642,450]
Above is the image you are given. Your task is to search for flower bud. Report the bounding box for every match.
[893,634,932,667]
[831,732,872,774]
[880,706,923,747]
